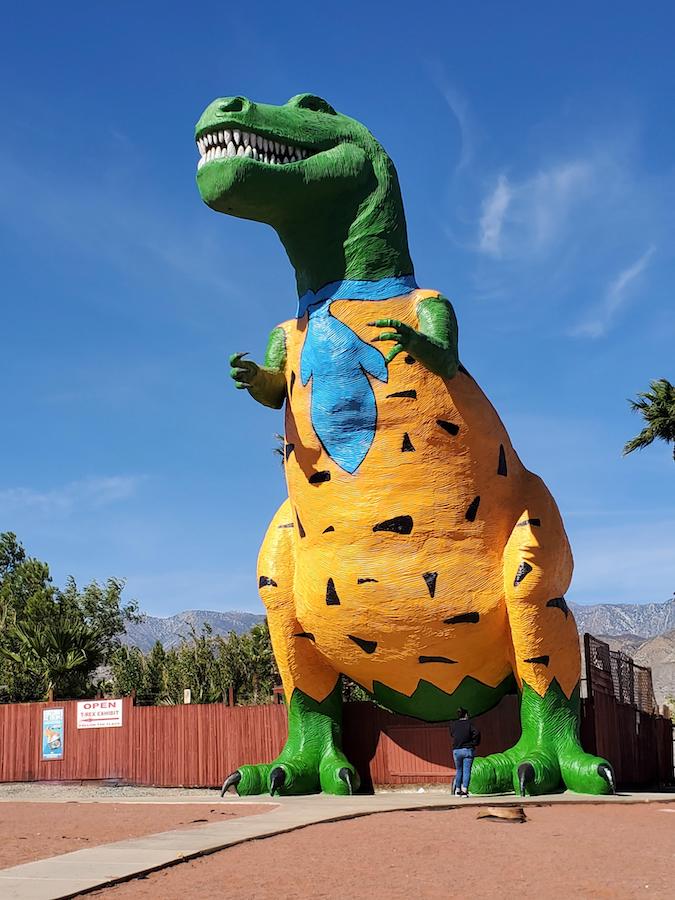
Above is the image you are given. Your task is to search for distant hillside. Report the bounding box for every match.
[122,609,265,652]
[570,597,675,639]
[579,631,675,706]
[633,629,675,707]
[123,600,675,706]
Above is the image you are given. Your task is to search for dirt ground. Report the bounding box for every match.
[0,802,269,868]
[95,803,675,900]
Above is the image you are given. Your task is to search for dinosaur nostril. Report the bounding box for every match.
[218,96,248,115]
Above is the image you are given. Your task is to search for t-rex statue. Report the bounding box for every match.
[195,93,614,798]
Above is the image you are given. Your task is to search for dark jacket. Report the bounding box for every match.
[450,718,480,750]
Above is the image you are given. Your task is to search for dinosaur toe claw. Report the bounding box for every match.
[269,766,286,796]
[338,767,355,795]
[518,762,535,797]
[221,771,241,797]
[597,763,616,794]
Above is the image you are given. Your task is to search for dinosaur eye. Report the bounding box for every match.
[289,94,337,115]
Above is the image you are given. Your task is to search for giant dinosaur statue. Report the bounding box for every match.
[195,93,614,798]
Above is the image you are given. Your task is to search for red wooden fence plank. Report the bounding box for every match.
[0,692,671,790]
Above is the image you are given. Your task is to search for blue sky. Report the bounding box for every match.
[1,1,673,616]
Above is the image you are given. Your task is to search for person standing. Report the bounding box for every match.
[450,708,480,796]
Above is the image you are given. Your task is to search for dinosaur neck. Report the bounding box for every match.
[275,155,414,297]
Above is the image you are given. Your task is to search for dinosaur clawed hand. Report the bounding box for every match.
[229,351,260,389]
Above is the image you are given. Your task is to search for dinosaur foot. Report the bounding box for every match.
[472,746,615,797]
[221,751,360,797]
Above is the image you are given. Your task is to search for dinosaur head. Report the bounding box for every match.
[195,94,413,294]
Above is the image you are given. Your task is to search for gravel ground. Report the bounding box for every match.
[92,803,675,900]
[0,782,223,803]
[0,801,270,868]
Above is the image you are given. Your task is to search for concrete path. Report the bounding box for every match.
[0,790,672,899]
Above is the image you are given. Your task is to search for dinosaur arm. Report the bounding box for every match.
[230,327,287,409]
[416,294,459,379]
[368,294,459,379]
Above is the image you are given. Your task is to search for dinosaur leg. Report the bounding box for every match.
[222,499,358,797]
[471,476,614,797]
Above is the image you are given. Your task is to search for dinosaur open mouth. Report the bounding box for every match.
[196,128,315,169]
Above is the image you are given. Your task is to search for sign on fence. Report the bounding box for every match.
[76,699,124,729]
[41,708,64,760]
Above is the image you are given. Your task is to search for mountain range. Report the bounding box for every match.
[569,598,675,639]
[122,609,265,652]
[123,597,675,705]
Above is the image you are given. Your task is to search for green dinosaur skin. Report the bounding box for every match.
[471,681,611,796]
[236,682,358,796]
[371,674,517,722]
[197,94,612,797]
[195,94,413,296]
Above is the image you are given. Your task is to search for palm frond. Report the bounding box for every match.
[624,378,675,460]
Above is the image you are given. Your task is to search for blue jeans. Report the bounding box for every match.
[453,748,474,792]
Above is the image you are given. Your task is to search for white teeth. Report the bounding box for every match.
[198,127,312,166]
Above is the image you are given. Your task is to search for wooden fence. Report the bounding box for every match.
[0,680,671,791]
[582,632,673,788]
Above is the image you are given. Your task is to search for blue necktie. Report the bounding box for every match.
[298,276,418,474]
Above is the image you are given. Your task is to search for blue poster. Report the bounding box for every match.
[42,707,64,760]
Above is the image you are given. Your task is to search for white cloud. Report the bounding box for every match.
[571,246,655,338]
[477,161,593,259]
[425,61,475,174]
[479,174,512,255]
[0,476,142,518]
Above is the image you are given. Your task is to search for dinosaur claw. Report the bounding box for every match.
[597,763,616,794]
[269,766,286,796]
[338,767,355,795]
[518,762,535,797]
[221,771,241,797]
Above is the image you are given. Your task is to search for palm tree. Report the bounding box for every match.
[623,379,675,462]
[0,614,105,700]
